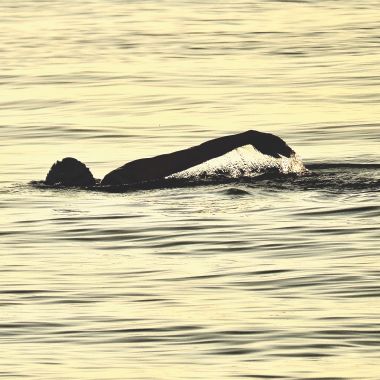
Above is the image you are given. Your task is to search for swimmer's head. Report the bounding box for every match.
[45,157,96,186]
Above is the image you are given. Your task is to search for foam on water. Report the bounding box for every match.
[169,145,307,180]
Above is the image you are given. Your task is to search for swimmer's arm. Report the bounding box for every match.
[101,130,294,185]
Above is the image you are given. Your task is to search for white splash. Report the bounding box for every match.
[168,145,307,180]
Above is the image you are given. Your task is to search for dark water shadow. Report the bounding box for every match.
[30,163,380,194]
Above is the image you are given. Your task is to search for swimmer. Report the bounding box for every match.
[44,130,295,187]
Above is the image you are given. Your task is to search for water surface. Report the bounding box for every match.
[1,1,379,379]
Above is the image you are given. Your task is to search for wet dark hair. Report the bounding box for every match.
[45,157,96,186]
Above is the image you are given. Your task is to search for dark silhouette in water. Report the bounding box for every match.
[44,130,294,187]
[45,157,96,186]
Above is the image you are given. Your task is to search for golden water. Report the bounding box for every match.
[1,1,380,379]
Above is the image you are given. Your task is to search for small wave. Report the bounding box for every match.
[307,163,380,170]
[220,188,251,196]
